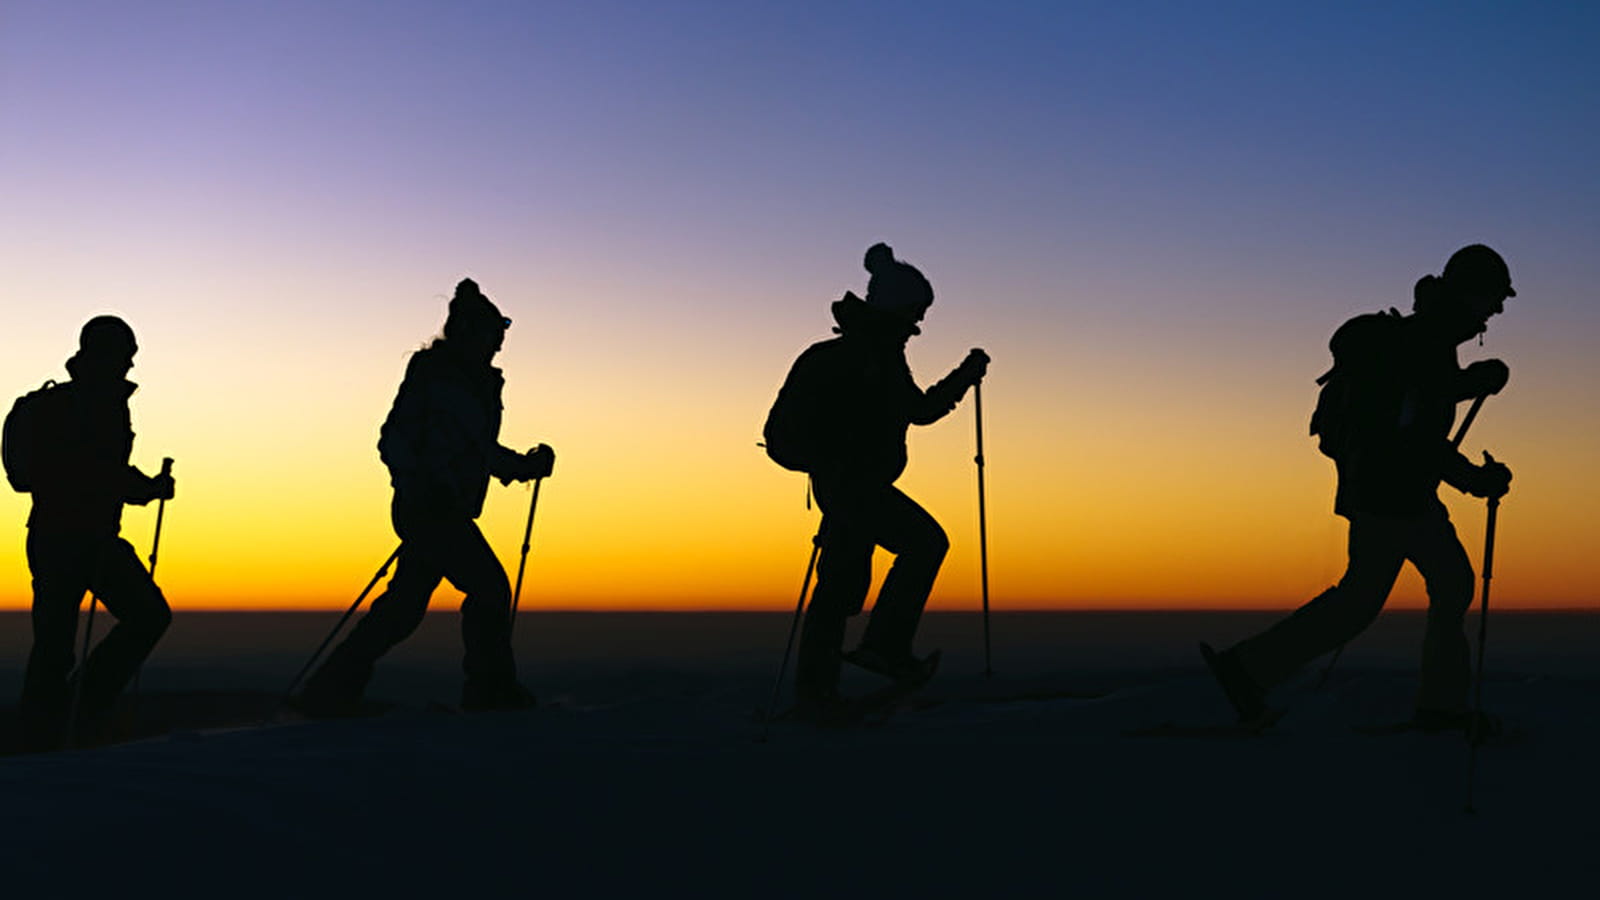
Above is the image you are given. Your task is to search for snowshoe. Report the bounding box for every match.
[842,646,941,684]
[1199,641,1269,724]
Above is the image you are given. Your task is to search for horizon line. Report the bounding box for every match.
[2,606,1593,615]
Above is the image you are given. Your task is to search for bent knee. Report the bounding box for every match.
[139,595,173,638]
[469,576,512,612]
[924,523,950,561]
[487,570,512,604]
[151,600,173,635]
[1427,578,1475,620]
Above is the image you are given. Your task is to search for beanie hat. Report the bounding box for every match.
[79,315,137,355]
[444,278,509,339]
[863,243,933,320]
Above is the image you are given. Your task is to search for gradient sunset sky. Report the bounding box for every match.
[2,2,1597,611]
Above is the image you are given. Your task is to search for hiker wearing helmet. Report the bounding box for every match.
[5,316,175,751]
[764,243,989,722]
[1202,245,1517,732]
[297,279,554,715]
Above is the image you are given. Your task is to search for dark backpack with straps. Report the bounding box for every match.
[763,378,818,472]
[1309,309,1405,460]
[763,344,833,473]
[3,380,65,493]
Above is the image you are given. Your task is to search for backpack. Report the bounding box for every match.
[763,348,831,473]
[1309,309,1404,460]
[762,380,817,472]
[3,380,64,492]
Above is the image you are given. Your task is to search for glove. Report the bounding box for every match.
[127,467,175,505]
[150,471,176,502]
[955,348,990,387]
[1461,359,1510,397]
[522,444,555,480]
[1461,452,1512,499]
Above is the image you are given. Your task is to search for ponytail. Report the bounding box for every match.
[1412,273,1447,316]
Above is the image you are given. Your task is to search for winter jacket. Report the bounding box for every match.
[26,369,162,537]
[767,293,972,486]
[1333,314,1481,518]
[378,342,524,520]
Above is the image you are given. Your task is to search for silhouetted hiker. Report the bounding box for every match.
[765,243,989,722]
[297,279,554,715]
[1202,245,1516,732]
[2,316,175,751]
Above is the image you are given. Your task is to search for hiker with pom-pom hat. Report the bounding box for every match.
[763,243,989,722]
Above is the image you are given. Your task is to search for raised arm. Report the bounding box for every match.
[909,348,989,425]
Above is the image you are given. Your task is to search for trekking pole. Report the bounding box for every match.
[758,532,821,742]
[133,454,176,695]
[62,594,100,750]
[281,545,401,705]
[1453,393,1487,447]
[147,458,175,577]
[1317,393,1489,689]
[975,382,993,677]
[509,476,543,634]
[1464,476,1501,815]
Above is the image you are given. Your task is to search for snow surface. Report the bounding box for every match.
[2,611,1596,897]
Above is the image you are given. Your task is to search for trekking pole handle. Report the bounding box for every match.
[159,457,174,477]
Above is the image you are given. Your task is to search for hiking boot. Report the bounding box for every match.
[1199,642,1268,724]
[842,646,938,684]
[461,679,538,712]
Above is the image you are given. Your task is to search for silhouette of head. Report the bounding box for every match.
[443,278,510,361]
[1413,244,1515,342]
[69,315,138,382]
[863,243,934,325]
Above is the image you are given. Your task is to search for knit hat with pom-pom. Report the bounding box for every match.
[862,243,933,321]
[444,278,509,340]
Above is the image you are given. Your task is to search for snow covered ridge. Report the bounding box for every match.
[2,611,1596,893]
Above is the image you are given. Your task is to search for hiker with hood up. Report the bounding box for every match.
[765,243,989,720]
[6,316,175,751]
[1202,245,1517,732]
[299,279,554,714]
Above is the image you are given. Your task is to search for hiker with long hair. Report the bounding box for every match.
[298,279,554,714]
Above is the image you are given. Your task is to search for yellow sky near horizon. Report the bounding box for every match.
[1,278,1593,613]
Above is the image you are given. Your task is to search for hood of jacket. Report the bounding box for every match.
[831,292,920,346]
[64,354,137,400]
